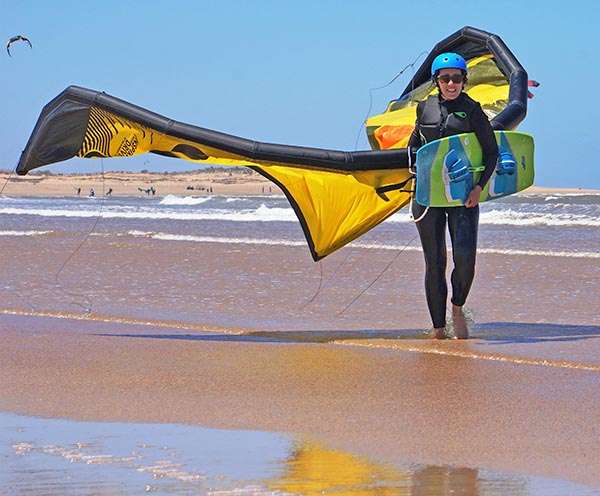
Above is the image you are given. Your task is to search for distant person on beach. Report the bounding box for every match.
[106,188,113,196]
[408,53,498,339]
[89,188,95,197]
[76,187,81,196]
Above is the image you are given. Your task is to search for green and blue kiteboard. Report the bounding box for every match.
[415,131,534,207]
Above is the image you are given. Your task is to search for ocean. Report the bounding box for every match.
[0,192,598,330]
[2,192,599,255]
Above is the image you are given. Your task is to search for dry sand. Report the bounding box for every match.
[0,169,280,197]
[524,185,600,195]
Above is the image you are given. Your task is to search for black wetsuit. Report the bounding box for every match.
[409,93,498,329]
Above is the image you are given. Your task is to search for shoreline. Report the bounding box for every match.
[1,170,598,197]
[5,410,595,494]
[2,169,599,490]
[2,311,600,488]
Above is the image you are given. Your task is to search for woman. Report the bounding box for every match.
[408,52,498,339]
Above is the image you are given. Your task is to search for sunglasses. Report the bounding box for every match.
[437,74,464,84]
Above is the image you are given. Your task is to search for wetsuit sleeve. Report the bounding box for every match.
[408,102,423,149]
[470,103,498,189]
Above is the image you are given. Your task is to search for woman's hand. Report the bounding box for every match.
[465,185,482,208]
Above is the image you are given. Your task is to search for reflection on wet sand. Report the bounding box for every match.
[269,441,528,496]
[269,441,410,495]
[2,413,595,495]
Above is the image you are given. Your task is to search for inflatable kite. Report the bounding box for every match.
[6,35,32,56]
[16,26,529,261]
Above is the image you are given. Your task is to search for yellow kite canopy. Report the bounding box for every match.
[367,55,511,150]
[366,27,529,151]
[16,88,413,261]
[16,26,528,261]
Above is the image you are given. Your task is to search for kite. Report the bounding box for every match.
[6,35,32,56]
[16,26,530,261]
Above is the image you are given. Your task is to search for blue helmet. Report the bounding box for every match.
[431,52,467,76]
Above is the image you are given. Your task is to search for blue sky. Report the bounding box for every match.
[1,0,599,187]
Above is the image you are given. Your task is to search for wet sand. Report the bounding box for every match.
[6,411,597,495]
[1,232,600,488]
[1,311,600,488]
[1,182,599,490]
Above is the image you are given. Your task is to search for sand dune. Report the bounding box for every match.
[0,169,279,197]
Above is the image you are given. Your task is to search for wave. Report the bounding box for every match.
[388,209,600,227]
[524,191,600,197]
[0,205,297,222]
[159,194,212,206]
[0,230,50,236]
[128,230,306,247]
[479,209,600,227]
[2,204,600,227]
[127,231,600,259]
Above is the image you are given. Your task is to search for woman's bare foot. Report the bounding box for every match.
[452,305,469,339]
[430,327,448,339]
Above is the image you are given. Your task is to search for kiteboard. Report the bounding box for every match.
[415,131,534,207]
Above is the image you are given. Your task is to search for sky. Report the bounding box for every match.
[1,0,599,188]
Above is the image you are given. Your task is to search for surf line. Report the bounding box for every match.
[334,340,600,372]
[0,308,245,335]
[125,232,600,260]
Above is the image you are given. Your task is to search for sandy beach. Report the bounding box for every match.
[1,168,280,197]
[4,0,600,492]
[2,169,598,198]
[1,309,599,485]
[1,176,599,492]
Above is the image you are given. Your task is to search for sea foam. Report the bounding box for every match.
[127,231,600,259]
[480,209,600,227]
[0,204,296,222]
[2,202,600,227]
[0,230,50,236]
[159,194,212,206]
